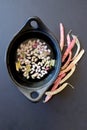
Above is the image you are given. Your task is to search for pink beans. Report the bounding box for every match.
[44,23,85,103]
[59,23,64,51]
[62,38,76,62]
[43,73,65,103]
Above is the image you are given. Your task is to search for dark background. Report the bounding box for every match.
[0,0,87,130]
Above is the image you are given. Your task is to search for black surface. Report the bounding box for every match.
[0,0,87,130]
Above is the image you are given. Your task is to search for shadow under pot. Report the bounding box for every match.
[6,16,61,102]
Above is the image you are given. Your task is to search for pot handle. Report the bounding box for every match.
[20,16,49,33]
[18,86,49,102]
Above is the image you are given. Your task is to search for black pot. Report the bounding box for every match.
[6,16,61,102]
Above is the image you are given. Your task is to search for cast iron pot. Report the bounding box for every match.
[6,16,61,102]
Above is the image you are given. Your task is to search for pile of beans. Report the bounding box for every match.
[15,38,55,79]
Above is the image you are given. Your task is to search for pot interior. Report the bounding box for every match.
[6,31,61,89]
